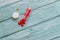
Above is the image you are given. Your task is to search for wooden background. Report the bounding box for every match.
[0,0,60,40]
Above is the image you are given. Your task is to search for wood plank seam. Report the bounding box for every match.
[0,15,60,39]
[50,36,60,40]
[0,0,23,9]
[0,0,60,23]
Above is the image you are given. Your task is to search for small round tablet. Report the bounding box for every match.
[12,12,19,19]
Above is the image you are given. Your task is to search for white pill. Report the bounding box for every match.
[12,12,19,19]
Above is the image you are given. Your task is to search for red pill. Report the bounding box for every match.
[18,7,31,26]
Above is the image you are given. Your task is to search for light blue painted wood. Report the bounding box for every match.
[20,16,60,40]
[0,0,57,21]
[0,0,21,8]
[0,1,60,38]
[28,17,60,40]
[1,16,60,40]
[0,0,5,2]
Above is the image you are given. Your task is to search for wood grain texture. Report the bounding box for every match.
[1,15,60,40]
[0,0,57,21]
[0,0,22,8]
[0,0,60,40]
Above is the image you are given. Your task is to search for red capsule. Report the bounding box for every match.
[18,7,31,26]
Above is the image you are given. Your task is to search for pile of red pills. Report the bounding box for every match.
[18,7,32,26]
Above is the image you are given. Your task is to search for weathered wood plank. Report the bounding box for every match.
[1,15,60,40]
[0,0,57,21]
[0,1,60,39]
[0,0,21,8]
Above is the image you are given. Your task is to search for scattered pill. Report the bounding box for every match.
[18,7,32,26]
[25,33,30,39]
[12,12,19,19]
